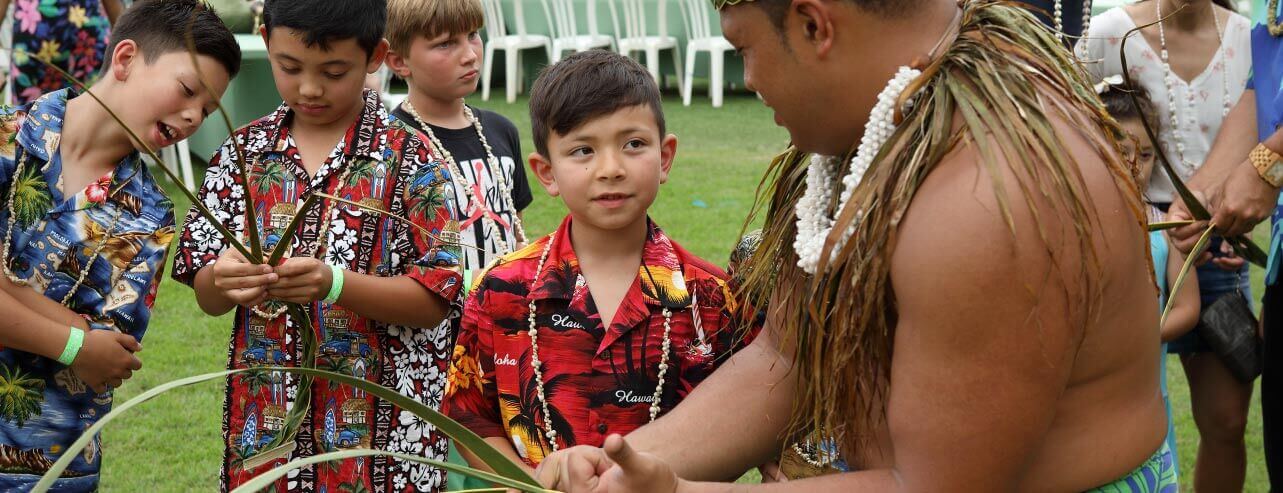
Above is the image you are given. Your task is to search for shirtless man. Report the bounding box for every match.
[531,0,1170,491]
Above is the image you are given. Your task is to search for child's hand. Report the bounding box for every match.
[210,249,276,308]
[71,329,142,394]
[267,257,335,304]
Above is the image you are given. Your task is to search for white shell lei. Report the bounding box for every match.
[526,235,677,452]
[1156,1,1231,173]
[793,66,922,275]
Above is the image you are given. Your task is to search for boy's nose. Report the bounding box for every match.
[595,153,627,181]
[299,79,323,99]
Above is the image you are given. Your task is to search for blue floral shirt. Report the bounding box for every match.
[1245,15,1283,285]
[0,89,175,491]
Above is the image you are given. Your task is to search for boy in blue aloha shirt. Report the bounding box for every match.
[0,1,239,490]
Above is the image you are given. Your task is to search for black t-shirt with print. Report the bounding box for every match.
[393,105,534,271]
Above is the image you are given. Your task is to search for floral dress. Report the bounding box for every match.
[10,0,110,104]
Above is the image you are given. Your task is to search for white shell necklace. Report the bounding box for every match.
[1156,0,1231,172]
[526,234,688,452]
[792,8,959,275]
[249,161,354,320]
[402,100,527,254]
[1054,0,1095,42]
[792,68,920,275]
[2,151,121,306]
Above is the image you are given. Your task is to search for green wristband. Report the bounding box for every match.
[58,327,84,366]
[323,265,345,304]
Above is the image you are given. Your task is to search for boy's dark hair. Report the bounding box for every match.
[528,50,666,157]
[107,0,241,78]
[1099,82,1160,131]
[263,0,387,57]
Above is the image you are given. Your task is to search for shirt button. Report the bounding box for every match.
[597,423,608,434]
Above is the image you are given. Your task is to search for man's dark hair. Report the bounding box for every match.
[263,0,387,57]
[107,0,242,78]
[747,0,912,33]
[528,50,666,157]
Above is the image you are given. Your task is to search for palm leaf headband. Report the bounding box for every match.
[712,0,753,8]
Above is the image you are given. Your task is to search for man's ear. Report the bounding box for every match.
[109,40,141,82]
[368,39,390,74]
[658,134,678,184]
[529,151,559,197]
[793,0,836,59]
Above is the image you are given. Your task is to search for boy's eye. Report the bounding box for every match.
[569,146,593,157]
[437,41,454,49]
[281,66,301,74]
[469,31,480,41]
[325,71,347,80]
[180,82,195,97]
[625,139,646,150]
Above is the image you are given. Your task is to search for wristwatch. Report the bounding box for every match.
[1250,143,1283,188]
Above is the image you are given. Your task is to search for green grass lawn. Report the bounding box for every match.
[99,91,1270,491]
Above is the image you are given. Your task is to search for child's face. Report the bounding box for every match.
[1118,117,1157,189]
[262,27,387,128]
[387,30,483,101]
[530,105,677,234]
[110,42,230,153]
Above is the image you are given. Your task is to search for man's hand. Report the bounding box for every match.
[71,329,142,394]
[1213,160,1279,238]
[268,257,334,304]
[210,248,276,307]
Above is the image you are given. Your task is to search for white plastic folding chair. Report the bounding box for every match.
[608,0,683,93]
[678,0,733,107]
[540,0,614,61]
[481,0,553,103]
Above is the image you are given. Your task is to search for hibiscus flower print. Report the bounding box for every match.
[85,176,110,203]
[67,5,88,28]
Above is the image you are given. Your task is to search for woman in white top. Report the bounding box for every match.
[1077,1,1253,491]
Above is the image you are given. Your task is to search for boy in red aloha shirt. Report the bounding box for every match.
[443,50,752,474]
[171,1,462,491]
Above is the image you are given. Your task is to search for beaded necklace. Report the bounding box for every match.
[401,100,527,254]
[526,234,694,452]
[249,158,355,320]
[1156,0,1231,173]
[2,151,121,305]
[1053,0,1095,41]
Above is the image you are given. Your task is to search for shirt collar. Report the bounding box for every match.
[16,88,71,163]
[253,88,390,164]
[529,215,692,309]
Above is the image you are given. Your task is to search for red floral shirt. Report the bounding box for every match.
[444,216,753,466]
[173,89,462,492]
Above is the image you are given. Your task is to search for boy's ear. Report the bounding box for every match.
[109,40,141,82]
[384,49,411,80]
[367,39,390,74]
[529,152,559,197]
[259,25,269,45]
[659,134,678,184]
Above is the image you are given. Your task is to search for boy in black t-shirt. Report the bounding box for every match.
[385,0,533,280]
[383,0,533,488]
